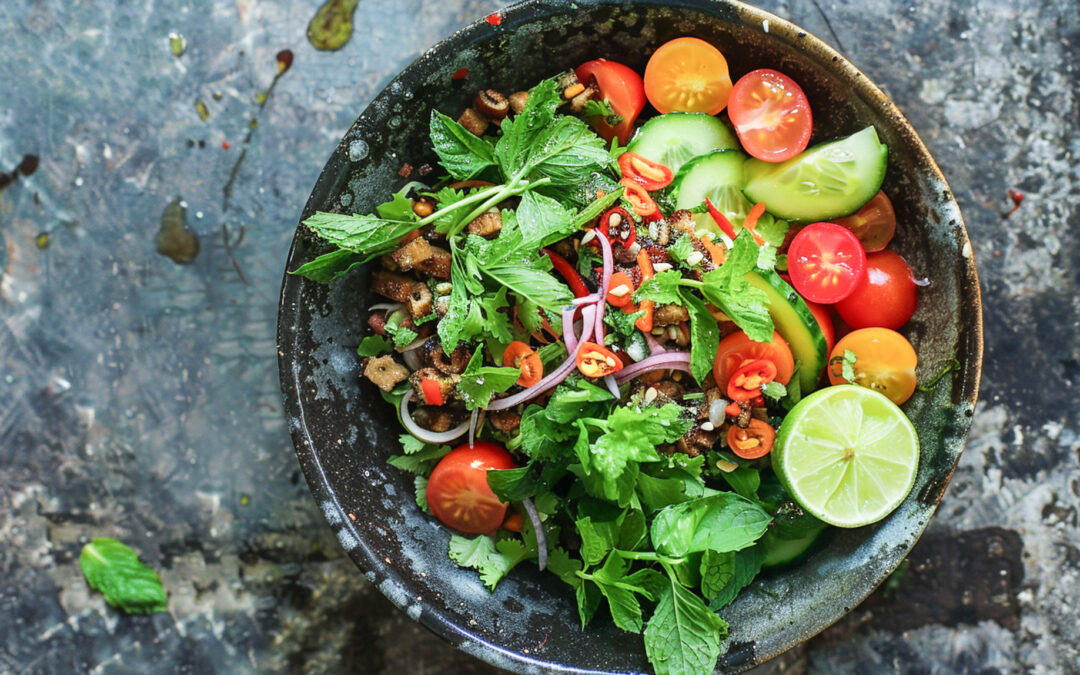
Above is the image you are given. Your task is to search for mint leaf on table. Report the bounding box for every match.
[429,110,497,180]
[458,349,520,409]
[79,538,167,614]
[644,572,729,675]
[634,269,684,305]
[708,545,766,611]
[290,248,364,283]
[680,289,719,385]
[356,335,394,357]
[650,492,771,558]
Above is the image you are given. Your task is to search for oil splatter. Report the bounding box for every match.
[306,0,360,51]
[0,154,39,191]
[168,32,185,57]
[34,233,50,249]
[195,100,210,121]
[156,198,200,264]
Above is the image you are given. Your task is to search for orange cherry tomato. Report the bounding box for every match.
[575,342,623,378]
[727,419,776,459]
[620,178,660,218]
[606,272,635,307]
[828,327,918,405]
[618,152,674,191]
[575,59,647,144]
[426,442,517,535]
[804,300,836,355]
[644,37,732,114]
[834,250,918,330]
[728,69,813,163]
[502,340,543,388]
[726,359,778,401]
[419,377,445,406]
[502,512,524,533]
[834,191,897,252]
[714,330,795,390]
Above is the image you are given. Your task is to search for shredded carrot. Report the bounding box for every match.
[743,202,767,246]
[635,248,655,333]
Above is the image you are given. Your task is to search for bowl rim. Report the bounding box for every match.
[277,0,984,671]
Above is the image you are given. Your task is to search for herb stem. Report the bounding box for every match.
[447,178,552,238]
[616,550,685,565]
[416,184,507,228]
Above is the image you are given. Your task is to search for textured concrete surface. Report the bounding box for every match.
[0,0,1076,673]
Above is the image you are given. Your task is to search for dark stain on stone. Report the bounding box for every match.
[0,154,40,191]
[821,527,1024,635]
[503,596,524,612]
[1041,492,1078,527]
[1061,358,1079,384]
[155,198,200,264]
[721,640,756,669]
[918,471,952,506]
[306,0,361,51]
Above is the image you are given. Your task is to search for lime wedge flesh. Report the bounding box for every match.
[772,385,919,528]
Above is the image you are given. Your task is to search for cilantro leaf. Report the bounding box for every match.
[544,379,615,423]
[290,248,364,283]
[762,381,787,400]
[517,297,544,334]
[429,110,498,180]
[651,492,771,557]
[387,443,452,474]
[667,235,696,266]
[448,534,530,590]
[458,349,520,409]
[383,311,419,349]
[604,305,644,337]
[756,243,778,271]
[591,403,692,482]
[79,538,168,614]
[398,433,429,455]
[414,475,429,512]
[357,335,393,357]
[753,214,789,248]
[830,349,858,384]
[634,269,683,305]
[518,404,573,461]
[680,289,719,385]
[644,572,728,675]
[582,98,623,126]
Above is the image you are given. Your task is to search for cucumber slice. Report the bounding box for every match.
[762,529,823,568]
[744,270,828,394]
[670,150,753,235]
[743,126,888,222]
[627,113,739,174]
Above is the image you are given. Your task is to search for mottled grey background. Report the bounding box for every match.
[0,0,1077,673]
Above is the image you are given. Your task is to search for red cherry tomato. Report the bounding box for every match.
[575,59,646,145]
[834,191,897,252]
[426,442,517,535]
[834,250,918,330]
[787,222,867,304]
[728,69,812,162]
[803,300,836,354]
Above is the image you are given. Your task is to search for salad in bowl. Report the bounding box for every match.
[287,25,966,675]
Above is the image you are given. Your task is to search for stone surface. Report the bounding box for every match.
[0,0,1076,673]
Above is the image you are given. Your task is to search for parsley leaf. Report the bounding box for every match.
[429,110,497,180]
[680,289,719,385]
[383,311,419,349]
[356,335,393,357]
[518,404,574,461]
[376,190,420,222]
[79,538,168,614]
[458,349,520,410]
[544,379,615,423]
[644,570,729,675]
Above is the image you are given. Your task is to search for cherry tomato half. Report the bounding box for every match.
[575,59,646,145]
[834,191,896,252]
[618,152,674,191]
[727,419,776,459]
[502,340,543,388]
[644,37,732,115]
[787,222,868,304]
[828,327,918,405]
[835,250,918,330]
[714,330,795,390]
[728,69,812,162]
[426,442,517,535]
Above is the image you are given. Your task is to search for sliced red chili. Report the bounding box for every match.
[727,419,776,459]
[597,206,636,248]
[420,377,445,406]
[726,358,778,401]
[502,341,543,387]
[575,342,624,378]
[618,152,674,191]
[704,197,737,240]
[620,178,660,218]
[544,248,590,298]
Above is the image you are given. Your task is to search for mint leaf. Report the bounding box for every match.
[496,78,562,177]
[303,211,419,257]
[518,115,613,186]
[79,538,167,614]
[357,335,393,357]
[697,232,774,341]
[290,248,363,283]
[644,572,728,675]
[708,545,766,611]
[699,549,736,602]
[582,98,623,126]
[576,578,604,628]
[680,289,719,385]
[429,110,498,180]
[458,349,520,409]
[516,190,575,248]
[576,516,620,566]
[570,186,624,230]
[651,493,771,557]
[634,269,683,305]
[719,466,761,501]
[484,261,573,315]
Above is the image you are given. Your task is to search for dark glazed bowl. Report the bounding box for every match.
[277,1,983,672]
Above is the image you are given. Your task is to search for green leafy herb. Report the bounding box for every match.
[830,349,857,384]
[79,538,168,614]
[589,403,693,486]
[756,244,778,271]
[290,248,363,283]
[356,335,394,357]
[448,534,533,590]
[383,311,419,349]
[707,545,766,610]
[753,214,789,248]
[415,475,429,512]
[761,381,787,400]
[918,353,961,392]
[699,549,736,602]
[667,235,696,266]
[650,493,771,557]
[487,465,540,502]
[781,362,803,410]
[718,466,760,501]
[634,269,683,305]
[387,443,452,474]
[582,98,624,127]
[644,569,729,675]
[680,289,719,385]
[429,110,497,180]
[458,349,520,409]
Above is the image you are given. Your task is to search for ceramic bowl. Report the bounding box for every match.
[277,1,983,671]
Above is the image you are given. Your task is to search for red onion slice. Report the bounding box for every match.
[603,374,620,400]
[487,305,596,411]
[399,390,469,443]
[572,293,601,306]
[593,231,613,345]
[562,305,579,355]
[521,497,547,571]
[614,352,693,385]
[644,332,667,356]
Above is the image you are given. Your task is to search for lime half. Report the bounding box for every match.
[773,385,919,528]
